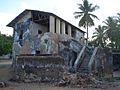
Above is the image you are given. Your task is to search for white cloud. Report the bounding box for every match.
[0,12,15,35]
[20,1,31,10]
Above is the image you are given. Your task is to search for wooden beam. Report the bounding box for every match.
[34,18,48,22]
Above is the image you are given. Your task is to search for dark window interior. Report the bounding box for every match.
[113,54,120,65]
[60,21,62,34]
[19,30,23,46]
[36,50,40,54]
[65,25,68,34]
[113,53,120,71]
[55,18,56,33]
[71,29,76,37]
[19,30,23,39]
[38,30,42,34]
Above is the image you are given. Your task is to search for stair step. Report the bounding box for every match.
[78,68,89,73]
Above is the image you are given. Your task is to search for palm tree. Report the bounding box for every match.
[103,17,117,39]
[103,16,120,49]
[92,25,107,48]
[74,0,99,44]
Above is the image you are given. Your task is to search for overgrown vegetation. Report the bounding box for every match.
[0,32,12,56]
[91,14,120,51]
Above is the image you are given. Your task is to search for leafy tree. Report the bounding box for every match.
[0,32,12,56]
[74,0,99,44]
[92,25,107,48]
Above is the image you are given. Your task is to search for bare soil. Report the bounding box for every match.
[0,81,120,90]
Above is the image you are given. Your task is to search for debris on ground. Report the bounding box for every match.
[0,82,8,88]
[57,72,105,88]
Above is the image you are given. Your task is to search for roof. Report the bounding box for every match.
[7,9,85,33]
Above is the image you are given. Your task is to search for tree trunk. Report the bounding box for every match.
[86,22,88,45]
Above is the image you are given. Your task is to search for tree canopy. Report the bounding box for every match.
[0,32,12,56]
[92,25,107,48]
[91,14,120,51]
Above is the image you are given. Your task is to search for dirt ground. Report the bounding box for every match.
[0,60,120,90]
[0,60,13,82]
[0,81,120,90]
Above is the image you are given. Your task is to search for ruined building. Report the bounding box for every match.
[7,9,85,56]
[7,9,112,82]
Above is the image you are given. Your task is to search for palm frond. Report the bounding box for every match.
[78,5,86,12]
[74,12,84,15]
[88,3,93,11]
[74,14,83,19]
[89,14,99,20]
[87,15,95,27]
[78,15,87,28]
[90,5,99,12]
[84,0,89,10]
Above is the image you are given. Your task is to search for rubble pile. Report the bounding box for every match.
[57,72,104,87]
[15,55,65,82]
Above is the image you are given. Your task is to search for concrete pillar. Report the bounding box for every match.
[68,25,71,36]
[49,16,55,33]
[56,18,60,34]
[62,21,65,34]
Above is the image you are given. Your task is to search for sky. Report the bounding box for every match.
[1,0,120,38]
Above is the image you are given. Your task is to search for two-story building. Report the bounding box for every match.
[7,9,85,56]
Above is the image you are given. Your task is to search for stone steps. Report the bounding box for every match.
[77,47,93,73]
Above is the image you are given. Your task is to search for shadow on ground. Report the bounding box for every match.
[0,60,14,82]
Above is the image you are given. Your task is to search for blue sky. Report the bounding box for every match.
[1,0,120,38]
[0,0,21,12]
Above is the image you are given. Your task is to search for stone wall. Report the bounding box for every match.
[16,55,65,82]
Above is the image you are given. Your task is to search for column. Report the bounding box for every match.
[68,25,71,36]
[49,16,55,33]
[61,21,65,34]
[56,18,60,34]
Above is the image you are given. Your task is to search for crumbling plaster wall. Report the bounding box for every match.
[75,30,84,44]
[12,11,48,56]
[30,22,48,37]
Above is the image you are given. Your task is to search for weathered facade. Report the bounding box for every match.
[7,9,85,57]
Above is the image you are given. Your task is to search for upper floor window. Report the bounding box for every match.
[65,24,68,34]
[71,29,76,38]
[19,30,23,39]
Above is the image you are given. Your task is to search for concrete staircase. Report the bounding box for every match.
[78,50,92,73]
[74,46,99,73]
